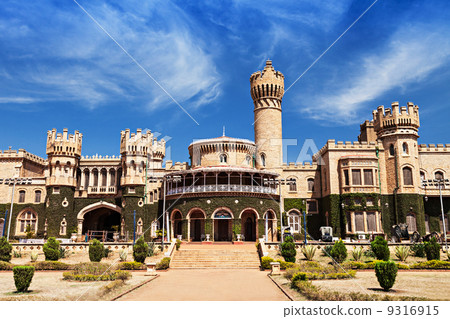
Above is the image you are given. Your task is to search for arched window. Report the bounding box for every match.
[150,192,154,202]
[34,190,41,203]
[219,154,227,163]
[151,220,160,238]
[18,190,26,203]
[307,178,315,192]
[245,156,251,166]
[435,171,444,180]
[60,218,67,236]
[406,212,417,232]
[0,218,4,237]
[402,142,409,155]
[420,171,426,183]
[260,153,266,167]
[17,210,37,234]
[288,211,300,233]
[403,167,413,185]
[389,144,395,156]
[137,218,143,236]
[289,178,297,192]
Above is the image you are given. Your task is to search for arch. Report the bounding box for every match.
[170,209,183,220]
[260,153,266,167]
[77,201,122,220]
[287,176,297,192]
[406,212,417,232]
[402,166,414,186]
[307,178,315,192]
[263,209,277,242]
[34,190,42,203]
[212,207,234,219]
[402,142,409,155]
[434,170,445,180]
[18,189,26,203]
[16,208,38,235]
[219,153,228,163]
[187,207,206,219]
[389,144,395,156]
[286,209,301,234]
[187,208,205,241]
[239,207,260,219]
[263,209,277,220]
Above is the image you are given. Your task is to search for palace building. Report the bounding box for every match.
[0,60,449,242]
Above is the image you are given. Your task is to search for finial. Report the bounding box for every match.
[223,126,225,137]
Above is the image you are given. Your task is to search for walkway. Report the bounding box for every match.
[117,269,289,301]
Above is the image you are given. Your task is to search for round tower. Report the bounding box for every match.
[250,60,284,170]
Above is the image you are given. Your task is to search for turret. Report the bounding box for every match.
[251,60,284,170]
[372,102,420,139]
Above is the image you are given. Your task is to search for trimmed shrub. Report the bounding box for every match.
[411,243,425,258]
[156,257,170,270]
[352,246,364,261]
[274,259,296,270]
[424,237,440,261]
[103,247,112,258]
[410,260,450,269]
[0,260,13,270]
[30,261,70,270]
[115,270,132,281]
[0,237,12,262]
[89,239,104,262]
[43,237,60,261]
[395,246,410,262]
[176,239,181,251]
[261,256,274,269]
[13,266,35,292]
[370,236,390,261]
[63,269,131,281]
[374,261,398,291]
[291,272,307,286]
[117,261,145,270]
[302,245,317,261]
[330,240,347,263]
[133,237,149,263]
[321,245,333,257]
[147,242,155,257]
[281,236,297,263]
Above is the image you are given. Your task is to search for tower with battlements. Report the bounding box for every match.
[251,60,284,170]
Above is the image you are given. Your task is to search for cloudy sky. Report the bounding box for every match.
[1,0,449,163]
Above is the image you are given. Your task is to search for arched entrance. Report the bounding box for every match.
[77,202,122,241]
[171,210,183,239]
[213,209,233,241]
[263,210,277,242]
[188,209,205,241]
[240,209,259,241]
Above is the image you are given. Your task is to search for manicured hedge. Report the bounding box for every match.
[410,260,450,269]
[0,237,12,262]
[13,266,35,292]
[117,261,145,270]
[29,261,71,270]
[0,261,13,270]
[63,270,131,281]
[156,257,170,270]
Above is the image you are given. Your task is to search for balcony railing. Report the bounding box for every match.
[87,186,116,194]
[166,184,278,195]
[342,186,378,193]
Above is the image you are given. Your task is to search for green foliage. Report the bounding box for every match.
[88,239,105,262]
[0,237,12,262]
[274,259,296,270]
[410,260,450,269]
[30,251,39,262]
[293,233,304,241]
[330,239,347,263]
[395,246,410,262]
[119,250,128,262]
[13,266,35,292]
[302,245,317,261]
[115,270,132,281]
[343,260,409,270]
[281,236,297,263]
[103,247,112,258]
[147,242,155,257]
[25,225,34,239]
[133,237,149,263]
[363,247,376,258]
[43,237,60,261]
[352,246,364,261]
[374,261,398,291]
[117,261,145,270]
[261,256,274,269]
[176,239,181,251]
[13,249,22,258]
[321,245,332,257]
[30,261,70,270]
[411,243,425,258]
[59,247,68,259]
[370,236,390,261]
[291,272,307,286]
[424,237,441,260]
[0,260,12,270]
[156,257,170,270]
[63,269,131,281]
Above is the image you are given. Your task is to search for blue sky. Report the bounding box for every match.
[1,0,450,163]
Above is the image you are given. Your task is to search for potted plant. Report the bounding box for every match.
[69,227,78,242]
[112,225,120,242]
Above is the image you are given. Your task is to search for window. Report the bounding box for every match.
[366,212,377,232]
[288,211,301,233]
[307,178,315,192]
[220,154,227,163]
[403,167,413,185]
[425,215,430,233]
[53,187,60,194]
[366,197,374,206]
[18,190,26,203]
[307,200,318,213]
[137,218,143,236]
[435,171,444,180]
[352,169,362,185]
[355,212,364,232]
[34,190,41,203]
[245,156,251,166]
[17,210,37,234]
[420,171,426,183]
[0,218,4,237]
[60,218,67,236]
[289,179,297,192]
[354,197,362,206]
[406,212,417,232]
[150,192,153,202]
[151,220,160,238]
[363,169,373,185]
[346,212,352,233]
[389,144,395,156]
[343,170,349,186]
[402,142,409,155]
[260,154,266,167]
[129,187,135,194]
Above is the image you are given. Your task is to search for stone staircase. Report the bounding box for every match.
[170,245,261,269]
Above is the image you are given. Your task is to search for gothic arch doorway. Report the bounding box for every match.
[240,209,259,241]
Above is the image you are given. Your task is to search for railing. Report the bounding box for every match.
[342,186,378,193]
[87,186,116,194]
[166,184,278,195]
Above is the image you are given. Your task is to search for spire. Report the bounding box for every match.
[222,126,225,137]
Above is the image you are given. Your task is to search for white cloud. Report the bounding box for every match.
[301,24,450,123]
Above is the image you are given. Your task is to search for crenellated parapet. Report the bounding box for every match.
[418,144,450,152]
[0,149,47,166]
[46,128,82,158]
[281,162,317,170]
[372,102,420,138]
[315,139,381,158]
[120,128,166,160]
[250,60,284,110]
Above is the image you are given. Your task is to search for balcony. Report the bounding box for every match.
[87,186,116,194]
[166,184,278,196]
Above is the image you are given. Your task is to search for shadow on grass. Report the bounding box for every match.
[5,290,41,295]
[367,287,404,293]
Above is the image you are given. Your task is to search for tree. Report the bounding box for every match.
[281,236,297,263]
[43,237,60,261]
[133,237,149,263]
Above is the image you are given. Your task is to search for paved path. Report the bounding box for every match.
[117,269,289,301]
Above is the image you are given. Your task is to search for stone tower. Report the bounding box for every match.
[120,129,166,186]
[373,102,421,194]
[46,128,82,187]
[250,60,284,170]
